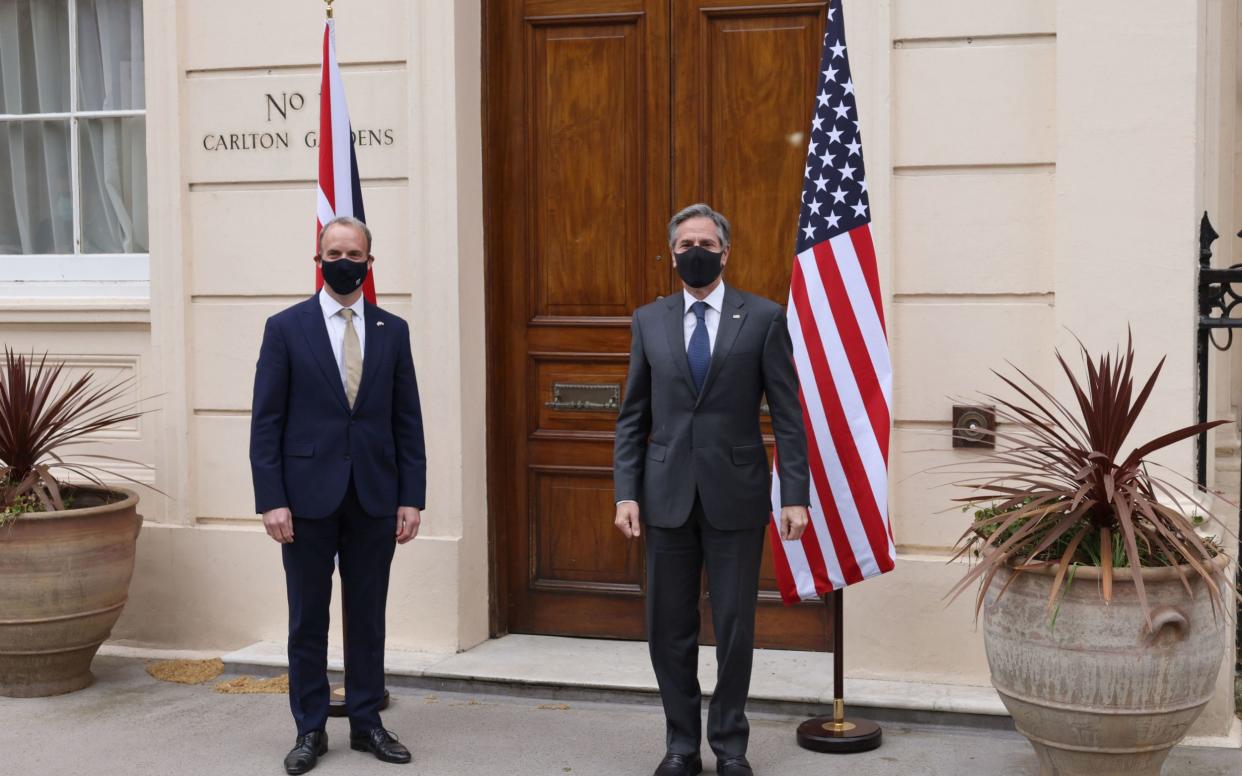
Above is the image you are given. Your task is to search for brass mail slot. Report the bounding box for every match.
[546,382,621,412]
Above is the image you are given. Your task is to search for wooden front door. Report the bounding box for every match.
[486,0,831,649]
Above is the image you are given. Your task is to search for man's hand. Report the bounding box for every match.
[262,507,294,544]
[779,506,809,542]
[614,501,641,539]
[396,506,421,544]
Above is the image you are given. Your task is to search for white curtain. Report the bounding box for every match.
[78,0,146,253]
[0,0,145,256]
[0,0,72,254]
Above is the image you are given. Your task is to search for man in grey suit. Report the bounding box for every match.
[613,204,810,776]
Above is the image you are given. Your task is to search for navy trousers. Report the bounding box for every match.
[282,479,396,735]
[645,494,766,759]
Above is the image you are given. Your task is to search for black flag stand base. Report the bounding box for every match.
[795,700,883,753]
[795,589,883,754]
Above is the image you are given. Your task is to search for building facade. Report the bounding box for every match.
[2,0,1239,743]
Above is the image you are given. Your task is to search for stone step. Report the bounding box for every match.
[215,635,1012,730]
[100,634,1241,748]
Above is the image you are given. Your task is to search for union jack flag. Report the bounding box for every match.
[315,16,375,303]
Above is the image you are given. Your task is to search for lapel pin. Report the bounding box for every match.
[733,314,742,319]
[376,321,385,327]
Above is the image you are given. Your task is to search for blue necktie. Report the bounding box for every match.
[687,301,710,393]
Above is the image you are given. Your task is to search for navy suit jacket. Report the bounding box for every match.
[249,294,426,519]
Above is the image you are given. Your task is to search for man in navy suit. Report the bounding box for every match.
[250,216,426,774]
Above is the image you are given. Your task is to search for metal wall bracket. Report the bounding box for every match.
[952,405,995,449]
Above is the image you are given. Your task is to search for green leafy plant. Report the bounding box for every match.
[947,336,1235,626]
[0,348,152,521]
[966,501,1223,570]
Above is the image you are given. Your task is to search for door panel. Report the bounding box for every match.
[673,0,829,650]
[674,1,826,304]
[490,0,671,641]
[531,465,640,590]
[529,17,647,318]
[487,0,832,649]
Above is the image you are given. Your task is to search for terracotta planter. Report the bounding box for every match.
[0,488,142,697]
[983,556,1230,776]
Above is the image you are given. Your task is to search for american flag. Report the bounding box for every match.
[315,16,375,303]
[769,0,895,602]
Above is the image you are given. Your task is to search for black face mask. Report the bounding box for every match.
[320,257,369,295]
[674,246,724,289]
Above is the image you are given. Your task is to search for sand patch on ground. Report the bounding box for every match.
[214,674,290,694]
[145,658,224,685]
[144,657,288,695]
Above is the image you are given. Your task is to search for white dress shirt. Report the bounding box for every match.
[683,281,725,354]
[318,289,366,389]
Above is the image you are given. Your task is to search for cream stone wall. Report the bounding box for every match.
[104,0,489,655]
[868,0,1240,741]
[873,0,1058,690]
[5,0,1235,742]
[1057,0,1235,739]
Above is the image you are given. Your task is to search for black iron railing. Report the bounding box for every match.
[1195,212,1242,675]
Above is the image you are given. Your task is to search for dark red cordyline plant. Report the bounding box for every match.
[948,335,1235,627]
[0,348,151,515]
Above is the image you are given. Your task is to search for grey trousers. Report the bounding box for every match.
[644,495,766,758]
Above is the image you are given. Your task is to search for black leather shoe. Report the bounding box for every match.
[284,730,327,775]
[716,755,754,776]
[653,752,702,776]
[350,727,412,764]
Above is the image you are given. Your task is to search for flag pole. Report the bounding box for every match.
[795,589,882,753]
[318,0,388,718]
[323,0,347,717]
[324,0,347,718]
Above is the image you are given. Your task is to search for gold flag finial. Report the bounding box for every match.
[324,0,334,19]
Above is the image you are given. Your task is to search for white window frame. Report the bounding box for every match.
[0,0,148,300]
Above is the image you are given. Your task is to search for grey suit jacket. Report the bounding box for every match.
[613,285,810,530]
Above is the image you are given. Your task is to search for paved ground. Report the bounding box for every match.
[1,657,1239,776]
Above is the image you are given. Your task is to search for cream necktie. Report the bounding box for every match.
[338,308,362,407]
